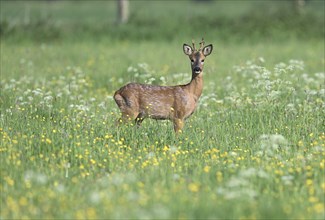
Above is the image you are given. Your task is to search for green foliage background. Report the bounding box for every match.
[1,0,324,42]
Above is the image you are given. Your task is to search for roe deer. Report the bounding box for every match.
[114,38,213,133]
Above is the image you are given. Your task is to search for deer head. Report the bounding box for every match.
[183,38,213,76]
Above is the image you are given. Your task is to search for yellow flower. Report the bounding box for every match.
[163,145,169,152]
[86,207,97,219]
[320,160,325,169]
[314,203,325,213]
[137,181,144,188]
[321,182,325,191]
[275,169,284,175]
[141,160,149,168]
[19,197,28,206]
[203,165,211,173]
[188,183,199,193]
[4,176,14,186]
[308,196,318,203]
[216,171,223,182]
[306,179,313,186]
[45,138,52,144]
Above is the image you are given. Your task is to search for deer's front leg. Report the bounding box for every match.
[173,118,184,133]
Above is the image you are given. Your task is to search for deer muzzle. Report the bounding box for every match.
[193,66,202,74]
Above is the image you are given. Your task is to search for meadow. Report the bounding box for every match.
[1,1,324,219]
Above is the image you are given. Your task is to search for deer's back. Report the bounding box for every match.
[114,83,197,120]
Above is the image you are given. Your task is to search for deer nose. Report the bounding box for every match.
[194,67,201,73]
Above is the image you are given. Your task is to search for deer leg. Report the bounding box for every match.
[173,118,184,133]
[114,93,139,124]
[135,113,145,127]
[116,108,139,125]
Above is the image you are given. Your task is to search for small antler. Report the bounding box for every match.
[192,39,196,51]
[199,38,205,51]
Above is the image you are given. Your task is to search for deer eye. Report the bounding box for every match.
[201,59,205,63]
[190,59,194,63]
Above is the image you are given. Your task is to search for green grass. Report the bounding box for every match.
[1,0,325,219]
[1,39,324,219]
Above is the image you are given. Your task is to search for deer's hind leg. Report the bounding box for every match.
[114,93,139,124]
[119,111,139,124]
[173,118,184,133]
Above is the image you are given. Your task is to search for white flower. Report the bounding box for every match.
[281,175,294,185]
[32,88,43,96]
[169,146,178,154]
[127,66,135,72]
[44,95,53,102]
[146,152,155,159]
[260,134,289,151]
[55,183,65,193]
[258,57,265,63]
[24,170,47,185]
[90,191,101,204]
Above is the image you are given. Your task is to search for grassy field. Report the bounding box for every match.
[1,1,325,219]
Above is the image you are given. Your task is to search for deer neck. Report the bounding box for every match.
[185,72,203,101]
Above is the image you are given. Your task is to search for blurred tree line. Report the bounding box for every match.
[26,0,311,24]
[0,0,323,42]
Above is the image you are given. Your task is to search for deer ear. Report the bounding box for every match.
[203,44,213,56]
[183,44,193,55]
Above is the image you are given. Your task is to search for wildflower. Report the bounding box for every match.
[169,146,178,154]
[4,176,14,186]
[19,197,28,206]
[45,138,52,144]
[203,165,211,173]
[216,171,223,182]
[259,134,289,152]
[309,197,318,203]
[44,95,53,102]
[188,183,199,193]
[281,175,294,185]
[306,179,313,186]
[90,191,101,204]
[314,203,325,213]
